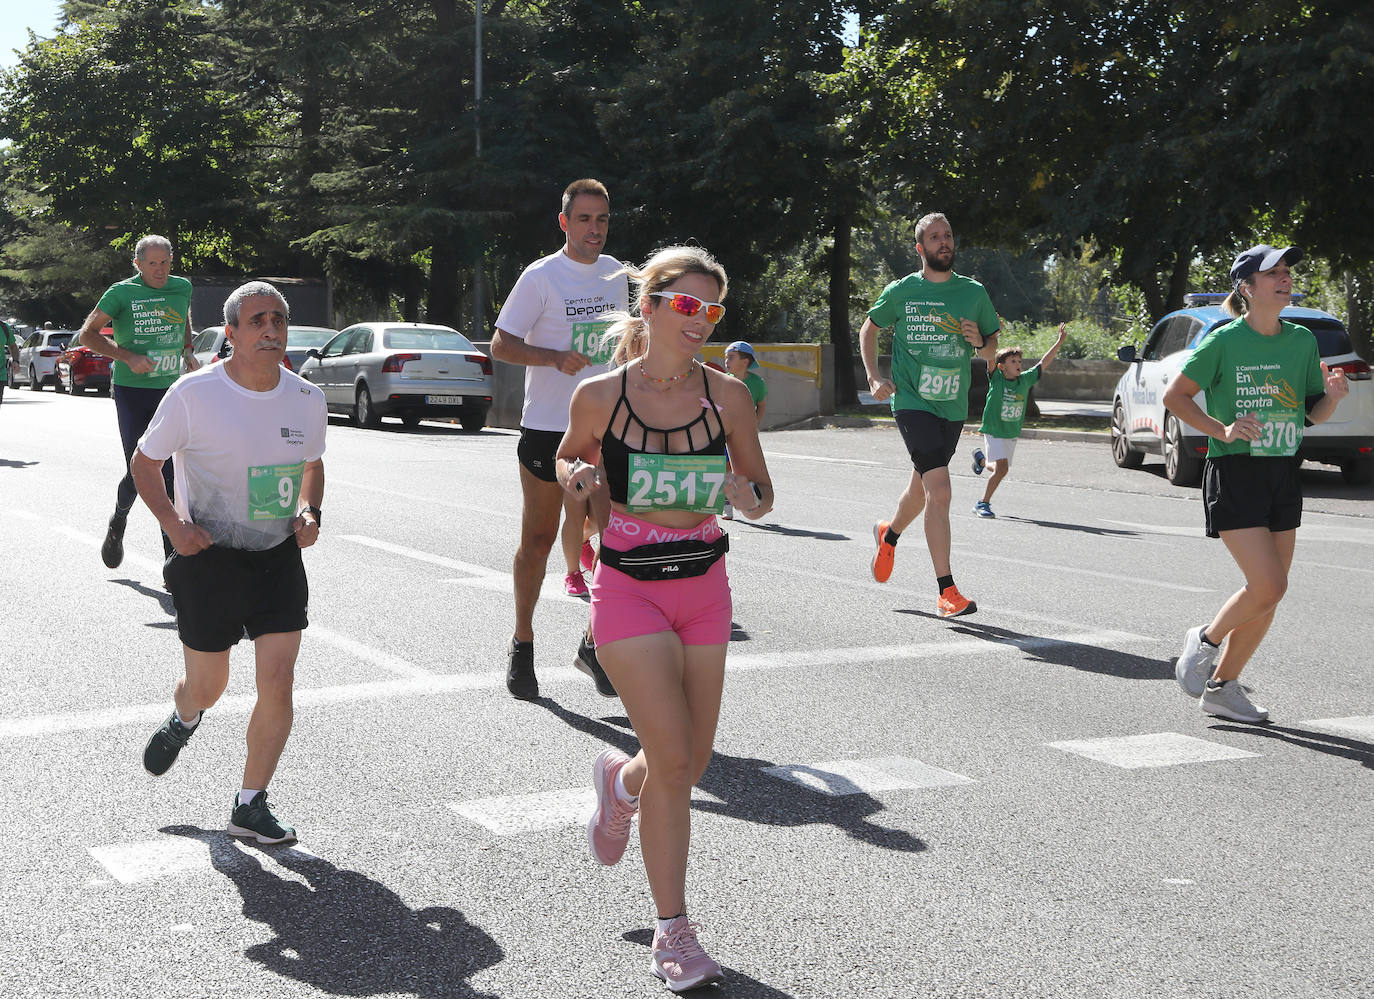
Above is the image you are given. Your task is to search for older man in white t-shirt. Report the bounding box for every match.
[130,280,327,846]
[490,178,629,701]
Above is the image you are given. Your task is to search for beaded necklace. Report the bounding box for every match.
[638,357,697,386]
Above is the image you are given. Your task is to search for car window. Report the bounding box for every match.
[382,328,476,351]
[1286,317,1352,358]
[344,330,373,355]
[1140,318,1171,361]
[25,333,40,348]
[319,331,351,358]
[287,328,338,349]
[50,333,74,349]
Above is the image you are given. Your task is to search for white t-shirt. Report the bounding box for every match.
[494,249,628,432]
[138,364,328,551]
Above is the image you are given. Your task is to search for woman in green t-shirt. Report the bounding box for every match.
[1162,244,1349,724]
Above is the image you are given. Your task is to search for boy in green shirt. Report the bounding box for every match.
[0,319,19,407]
[972,323,1066,517]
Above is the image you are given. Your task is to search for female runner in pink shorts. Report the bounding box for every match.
[556,245,772,993]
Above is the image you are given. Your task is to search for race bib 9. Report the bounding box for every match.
[571,320,615,365]
[1249,411,1301,457]
[248,462,305,520]
[626,454,729,514]
[918,366,961,402]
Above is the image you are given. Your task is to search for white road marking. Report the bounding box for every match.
[88,836,317,885]
[1047,732,1261,769]
[0,631,1149,740]
[1299,715,1374,740]
[764,451,883,467]
[956,549,1213,594]
[1292,559,1374,577]
[340,534,585,603]
[331,478,516,520]
[448,785,722,836]
[309,625,433,678]
[1100,519,1206,540]
[763,756,975,796]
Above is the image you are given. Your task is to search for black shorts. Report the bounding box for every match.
[165,536,309,652]
[1202,454,1303,539]
[517,427,564,483]
[894,409,964,474]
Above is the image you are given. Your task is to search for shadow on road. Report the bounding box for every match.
[111,577,175,617]
[161,825,503,998]
[740,521,849,542]
[1207,722,1374,769]
[621,927,798,998]
[0,458,40,468]
[894,614,1172,681]
[999,516,1141,538]
[537,699,926,854]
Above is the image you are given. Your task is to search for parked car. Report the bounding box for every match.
[191,325,339,373]
[57,328,113,395]
[10,329,76,391]
[298,323,493,431]
[1112,294,1374,485]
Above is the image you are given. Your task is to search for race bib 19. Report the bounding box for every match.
[918,365,961,402]
[1249,411,1301,457]
[626,454,729,514]
[571,320,615,366]
[248,461,305,520]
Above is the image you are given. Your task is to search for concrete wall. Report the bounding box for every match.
[476,341,833,431]
[855,355,1124,410]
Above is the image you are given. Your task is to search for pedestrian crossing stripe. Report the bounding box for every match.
[1047,732,1261,769]
[448,786,725,836]
[762,756,976,796]
[88,837,317,885]
[1300,715,1374,740]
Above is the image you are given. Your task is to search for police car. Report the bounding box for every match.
[1111,294,1374,486]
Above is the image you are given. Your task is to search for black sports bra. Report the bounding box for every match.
[601,365,727,504]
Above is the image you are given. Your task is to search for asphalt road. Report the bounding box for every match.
[2,388,1372,999]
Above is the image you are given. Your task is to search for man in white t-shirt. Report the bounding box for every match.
[131,281,327,846]
[490,178,629,701]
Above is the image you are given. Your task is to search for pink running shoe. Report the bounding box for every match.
[564,571,588,596]
[587,748,638,865]
[651,916,724,993]
[580,539,597,572]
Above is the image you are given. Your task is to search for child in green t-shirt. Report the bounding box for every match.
[722,341,768,519]
[971,324,1066,517]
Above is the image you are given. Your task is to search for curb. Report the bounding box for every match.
[775,415,1108,444]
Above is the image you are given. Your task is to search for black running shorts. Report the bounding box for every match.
[894,409,964,474]
[165,536,309,652]
[1202,454,1303,539]
[517,426,564,483]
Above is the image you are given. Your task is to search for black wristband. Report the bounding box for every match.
[304,505,322,526]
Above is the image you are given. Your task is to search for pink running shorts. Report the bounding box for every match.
[590,509,733,647]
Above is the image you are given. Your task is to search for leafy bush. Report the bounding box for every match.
[995,318,1132,361]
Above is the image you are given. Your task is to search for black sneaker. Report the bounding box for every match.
[575,633,617,698]
[506,639,538,701]
[101,511,127,569]
[143,710,200,776]
[227,791,297,844]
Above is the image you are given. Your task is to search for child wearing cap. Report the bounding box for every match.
[971,324,1066,517]
[722,342,768,520]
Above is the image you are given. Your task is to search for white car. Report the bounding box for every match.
[191,325,339,373]
[9,329,77,391]
[297,322,493,431]
[1112,295,1374,485]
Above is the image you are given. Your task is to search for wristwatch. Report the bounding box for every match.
[303,505,323,526]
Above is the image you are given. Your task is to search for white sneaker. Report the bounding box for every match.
[1175,626,1218,697]
[1201,681,1269,723]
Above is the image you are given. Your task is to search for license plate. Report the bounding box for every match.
[425,395,463,405]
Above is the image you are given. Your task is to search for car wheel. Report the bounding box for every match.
[353,384,380,428]
[28,366,42,391]
[67,369,80,394]
[5,367,14,389]
[459,405,488,434]
[1341,454,1374,486]
[54,371,66,393]
[1163,413,1203,486]
[1111,400,1144,469]
[400,412,422,429]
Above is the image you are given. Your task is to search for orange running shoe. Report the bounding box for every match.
[871,521,896,583]
[937,584,977,618]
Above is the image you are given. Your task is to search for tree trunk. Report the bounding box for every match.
[403,268,423,322]
[1345,267,1373,362]
[428,241,461,328]
[829,213,857,407]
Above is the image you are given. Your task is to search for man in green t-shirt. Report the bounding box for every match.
[78,235,198,570]
[860,212,1000,618]
[0,319,20,408]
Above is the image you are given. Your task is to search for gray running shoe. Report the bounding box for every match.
[227,791,297,844]
[143,710,199,776]
[1175,626,1218,697]
[575,634,617,698]
[1201,680,1269,723]
[506,639,538,701]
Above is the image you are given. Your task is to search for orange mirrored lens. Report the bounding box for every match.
[663,294,725,324]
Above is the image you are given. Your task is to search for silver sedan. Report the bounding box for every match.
[298,323,493,431]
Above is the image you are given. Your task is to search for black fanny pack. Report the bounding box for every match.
[598,535,729,581]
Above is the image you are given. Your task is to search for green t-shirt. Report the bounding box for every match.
[979,364,1042,438]
[0,322,16,375]
[1179,317,1324,458]
[868,272,1000,420]
[96,274,193,389]
[733,370,768,407]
